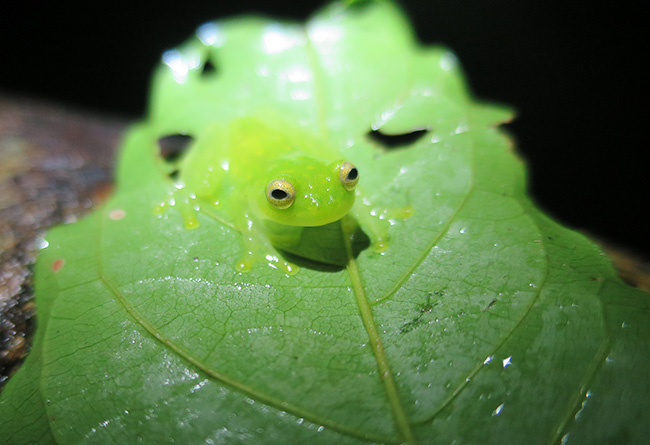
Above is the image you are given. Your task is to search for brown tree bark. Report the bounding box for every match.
[0,96,125,388]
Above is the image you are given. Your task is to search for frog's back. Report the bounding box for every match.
[226,115,338,184]
[179,113,342,200]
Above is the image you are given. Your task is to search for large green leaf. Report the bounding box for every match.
[1,1,648,443]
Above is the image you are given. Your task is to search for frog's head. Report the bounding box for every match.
[255,156,358,227]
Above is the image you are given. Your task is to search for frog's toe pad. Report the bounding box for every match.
[372,238,388,253]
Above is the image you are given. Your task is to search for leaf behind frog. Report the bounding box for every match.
[1,1,649,444]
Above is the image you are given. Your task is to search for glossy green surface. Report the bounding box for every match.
[158,114,369,274]
[1,1,648,444]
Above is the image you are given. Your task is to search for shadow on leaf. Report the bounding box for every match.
[267,218,371,272]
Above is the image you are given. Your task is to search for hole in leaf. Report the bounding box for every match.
[201,57,218,77]
[367,128,429,149]
[157,134,194,163]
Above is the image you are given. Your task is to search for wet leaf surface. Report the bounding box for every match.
[1,2,648,444]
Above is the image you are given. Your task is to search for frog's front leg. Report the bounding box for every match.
[154,187,198,229]
[154,185,223,230]
[234,211,299,276]
[350,189,413,253]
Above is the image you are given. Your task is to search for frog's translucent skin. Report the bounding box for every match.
[158,114,397,275]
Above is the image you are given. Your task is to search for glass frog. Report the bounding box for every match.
[157,115,406,275]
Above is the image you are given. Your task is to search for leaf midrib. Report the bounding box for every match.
[345,242,416,444]
[302,18,416,444]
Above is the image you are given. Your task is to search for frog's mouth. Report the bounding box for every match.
[265,192,356,227]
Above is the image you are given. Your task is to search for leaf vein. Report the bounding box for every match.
[95,208,395,444]
[415,201,551,425]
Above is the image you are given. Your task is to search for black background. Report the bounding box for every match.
[1,1,646,256]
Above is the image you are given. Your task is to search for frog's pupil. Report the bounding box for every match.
[347,168,358,181]
[272,189,288,200]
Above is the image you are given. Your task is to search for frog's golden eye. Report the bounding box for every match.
[340,162,359,191]
[267,179,295,209]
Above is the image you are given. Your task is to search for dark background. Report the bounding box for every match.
[1,1,646,255]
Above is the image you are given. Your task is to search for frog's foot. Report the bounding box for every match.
[154,187,215,230]
[350,204,413,253]
[386,206,414,221]
[154,196,199,229]
[374,205,413,252]
[265,253,300,275]
[372,235,388,253]
[235,233,299,276]
[235,251,299,276]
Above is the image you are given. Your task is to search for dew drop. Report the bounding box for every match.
[196,23,224,47]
